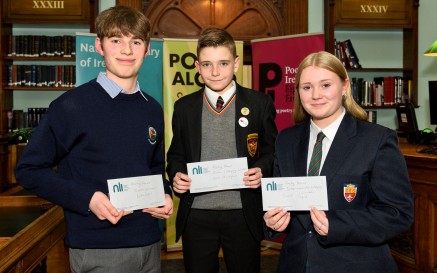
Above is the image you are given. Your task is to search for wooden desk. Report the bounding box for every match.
[391,139,437,273]
[0,196,68,273]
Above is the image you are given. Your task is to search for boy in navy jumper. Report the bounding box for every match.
[15,6,172,273]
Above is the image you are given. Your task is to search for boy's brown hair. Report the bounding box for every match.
[197,27,237,58]
[95,5,151,44]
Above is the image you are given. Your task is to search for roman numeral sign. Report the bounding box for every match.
[360,5,388,13]
[33,1,65,9]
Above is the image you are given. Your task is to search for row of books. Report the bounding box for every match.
[334,39,361,69]
[7,108,48,132]
[7,64,76,88]
[8,35,76,57]
[351,76,411,107]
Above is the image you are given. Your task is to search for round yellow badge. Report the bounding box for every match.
[241,107,250,115]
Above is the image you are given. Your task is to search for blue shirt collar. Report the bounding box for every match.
[96,72,147,101]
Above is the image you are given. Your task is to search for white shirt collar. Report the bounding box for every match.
[204,80,237,104]
[310,107,346,141]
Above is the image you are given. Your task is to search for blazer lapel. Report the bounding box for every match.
[293,123,312,229]
[186,91,204,162]
[235,86,250,157]
[281,122,311,176]
[294,124,310,176]
[320,113,358,183]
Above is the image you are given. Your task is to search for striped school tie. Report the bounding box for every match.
[308,132,325,176]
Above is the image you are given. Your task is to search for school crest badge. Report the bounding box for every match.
[148,126,157,145]
[343,183,357,202]
[247,133,258,157]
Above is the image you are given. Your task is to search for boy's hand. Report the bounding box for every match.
[243,167,263,188]
[89,191,124,225]
[143,194,173,219]
[173,172,192,193]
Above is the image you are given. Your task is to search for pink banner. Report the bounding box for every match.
[252,33,325,132]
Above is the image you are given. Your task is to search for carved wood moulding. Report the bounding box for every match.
[141,0,284,42]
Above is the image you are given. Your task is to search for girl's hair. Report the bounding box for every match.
[293,51,368,124]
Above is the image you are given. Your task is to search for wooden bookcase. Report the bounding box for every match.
[0,0,97,186]
[324,0,419,108]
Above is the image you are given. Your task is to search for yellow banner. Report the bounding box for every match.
[163,38,243,250]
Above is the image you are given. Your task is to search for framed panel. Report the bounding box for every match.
[3,0,90,24]
[333,0,414,28]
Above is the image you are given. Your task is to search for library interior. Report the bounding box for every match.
[1,0,437,273]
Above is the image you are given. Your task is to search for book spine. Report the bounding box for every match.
[36,65,42,87]
[344,39,361,69]
[47,36,53,56]
[31,65,37,86]
[340,41,352,68]
[54,36,62,56]
[27,108,35,128]
[8,65,13,86]
[7,111,13,132]
[13,110,24,130]
[33,35,40,57]
[57,65,62,87]
[40,36,47,56]
[23,35,30,57]
[49,65,55,86]
[366,110,377,123]
[72,65,76,87]
[17,35,23,56]
[71,36,76,56]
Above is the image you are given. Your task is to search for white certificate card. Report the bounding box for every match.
[108,175,166,211]
[187,157,249,193]
[261,176,329,211]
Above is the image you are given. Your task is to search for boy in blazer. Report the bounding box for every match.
[166,27,277,273]
[263,51,414,273]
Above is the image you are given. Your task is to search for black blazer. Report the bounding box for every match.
[274,113,414,273]
[166,83,277,242]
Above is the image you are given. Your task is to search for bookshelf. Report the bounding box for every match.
[0,0,97,186]
[324,0,419,111]
[0,0,96,134]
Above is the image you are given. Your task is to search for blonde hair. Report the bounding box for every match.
[293,51,368,124]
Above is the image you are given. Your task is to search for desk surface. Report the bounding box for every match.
[0,207,44,237]
[0,203,65,273]
[0,195,54,238]
[398,138,437,160]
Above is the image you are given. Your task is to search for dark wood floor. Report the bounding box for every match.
[44,241,280,272]
[161,244,280,260]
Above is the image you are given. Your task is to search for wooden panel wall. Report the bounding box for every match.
[116,0,308,39]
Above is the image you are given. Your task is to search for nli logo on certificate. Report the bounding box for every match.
[107,175,166,211]
[261,176,329,211]
[187,157,249,193]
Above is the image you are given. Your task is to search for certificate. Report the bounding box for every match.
[261,176,329,211]
[107,175,166,211]
[187,157,249,193]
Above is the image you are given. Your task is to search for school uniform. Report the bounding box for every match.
[167,82,277,272]
[273,112,414,273]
